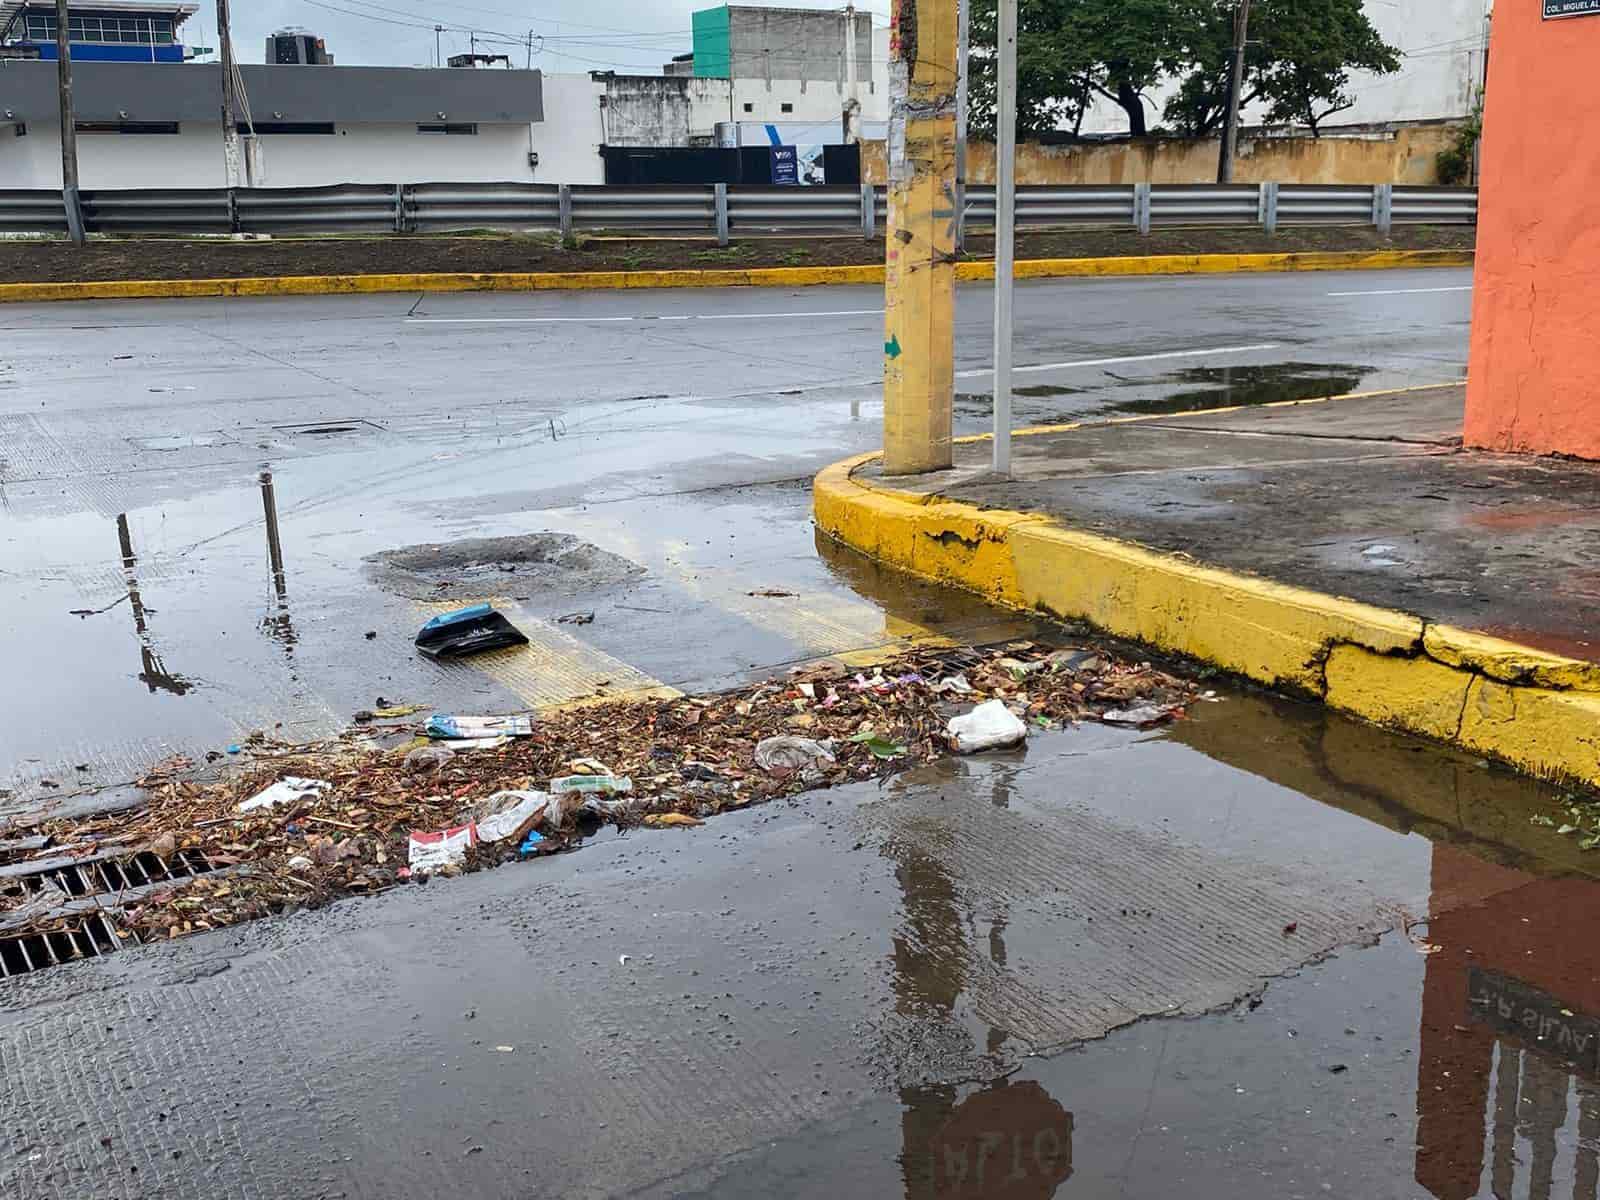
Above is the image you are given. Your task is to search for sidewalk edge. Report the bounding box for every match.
[0,248,1472,304]
[813,450,1600,788]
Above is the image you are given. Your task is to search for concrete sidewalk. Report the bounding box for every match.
[815,384,1600,786]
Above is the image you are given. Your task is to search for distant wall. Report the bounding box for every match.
[861,125,1461,187]
[599,74,732,147]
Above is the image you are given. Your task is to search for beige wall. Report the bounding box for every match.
[861,125,1460,187]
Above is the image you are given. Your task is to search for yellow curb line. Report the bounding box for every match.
[812,387,1600,789]
[0,249,1473,304]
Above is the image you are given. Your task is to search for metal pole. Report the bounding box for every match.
[55,0,84,245]
[217,0,241,187]
[992,0,1016,477]
[435,25,443,67]
[842,3,860,143]
[954,0,969,251]
[1217,0,1251,184]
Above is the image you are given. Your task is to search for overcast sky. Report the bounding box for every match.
[197,0,891,72]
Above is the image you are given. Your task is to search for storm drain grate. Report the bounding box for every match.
[0,912,127,978]
[272,419,384,437]
[5,848,218,900]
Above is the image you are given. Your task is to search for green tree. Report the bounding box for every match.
[970,0,1199,139]
[1166,0,1402,138]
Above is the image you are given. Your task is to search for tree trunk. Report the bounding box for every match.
[1115,78,1148,137]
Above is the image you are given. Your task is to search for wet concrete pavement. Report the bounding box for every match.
[2,690,1595,1199]
[2,269,1546,1198]
[880,382,1600,664]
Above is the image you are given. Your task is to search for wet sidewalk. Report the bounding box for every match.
[820,384,1600,785]
[867,384,1600,664]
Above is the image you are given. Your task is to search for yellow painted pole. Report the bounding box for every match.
[882,0,960,475]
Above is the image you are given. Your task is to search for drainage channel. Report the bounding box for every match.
[0,848,220,979]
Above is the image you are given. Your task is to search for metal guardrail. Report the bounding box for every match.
[3,182,1476,244]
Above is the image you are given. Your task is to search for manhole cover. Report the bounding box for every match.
[366,533,644,600]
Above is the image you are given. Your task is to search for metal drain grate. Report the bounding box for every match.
[0,913,126,977]
[0,849,221,979]
[3,848,218,900]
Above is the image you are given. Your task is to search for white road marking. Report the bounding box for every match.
[953,343,1281,379]
[406,309,883,325]
[1325,286,1473,297]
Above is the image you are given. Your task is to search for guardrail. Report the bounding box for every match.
[0,182,1476,243]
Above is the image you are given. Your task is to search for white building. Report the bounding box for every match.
[0,59,599,188]
[1078,0,1493,136]
[595,5,890,150]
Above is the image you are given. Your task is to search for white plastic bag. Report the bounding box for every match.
[237,776,331,813]
[407,823,476,873]
[946,700,1028,754]
[472,791,552,843]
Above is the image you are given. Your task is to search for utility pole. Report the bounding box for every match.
[217,0,242,186]
[882,0,960,475]
[435,24,443,67]
[992,0,1016,476]
[54,0,85,245]
[1217,0,1251,184]
[841,3,860,143]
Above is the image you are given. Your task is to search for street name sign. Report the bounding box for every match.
[1546,0,1600,18]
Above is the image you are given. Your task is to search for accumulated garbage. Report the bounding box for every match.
[403,745,456,775]
[0,637,1205,948]
[408,824,477,874]
[1100,704,1180,728]
[550,774,633,795]
[237,776,331,814]
[754,736,836,773]
[427,714,535,740]
[946,700,1029,753]
[471,791,562,844]
[414,604,530,660]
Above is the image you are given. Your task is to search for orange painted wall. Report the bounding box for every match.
[1464,5,1600,457]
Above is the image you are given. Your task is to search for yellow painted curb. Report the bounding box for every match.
[0,248,1472,304]
[812,436,1600,789]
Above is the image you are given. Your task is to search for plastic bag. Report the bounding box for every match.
[403,745,455,775]
[946,700,1028,754]
[407,823,476,873]
[471,791,552,843]
[754,736,836,773]
[237,776,331,813]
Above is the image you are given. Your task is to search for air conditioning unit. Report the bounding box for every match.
[266,30,332,65]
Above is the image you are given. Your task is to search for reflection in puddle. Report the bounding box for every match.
[1109,362,1376,416]
[114,512,192,697]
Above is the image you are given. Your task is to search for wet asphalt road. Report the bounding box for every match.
[3,270,1566,1200]
[0,268,1471,801]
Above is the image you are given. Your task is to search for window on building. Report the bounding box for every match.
[23,13,174,43]
[76,122,180,134]
[243,122,336,135]
[780,102,794,113]
[417,123,478,135]
[742,103,754,113]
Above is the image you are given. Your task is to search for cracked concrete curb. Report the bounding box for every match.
[0,249,1473,304]
[812,419,1600,789]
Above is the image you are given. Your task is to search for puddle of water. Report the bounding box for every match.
[671,693,1600,1200]
[1109,362,1377,416]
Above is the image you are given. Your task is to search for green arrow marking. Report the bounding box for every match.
[884,334,902,359]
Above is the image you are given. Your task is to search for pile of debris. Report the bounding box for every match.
[0,641,1209,949]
